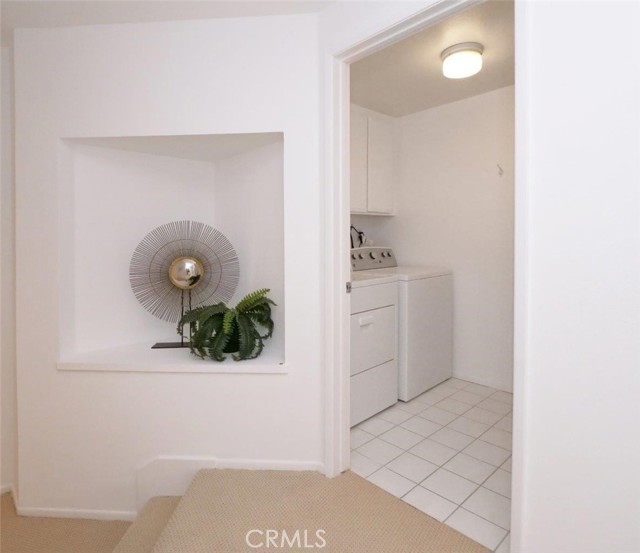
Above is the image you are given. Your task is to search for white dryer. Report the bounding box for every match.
[382,267,453,401]
[351,248,453,402]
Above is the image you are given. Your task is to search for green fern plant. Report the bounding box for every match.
[177,289,275,361]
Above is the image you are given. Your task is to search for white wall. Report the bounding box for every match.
[318,1,436,55]
[355,86,515,391]
[14,15,320,516]
[1,45,17,492]
[65,144,217,353]
[215,141,285,359]
[514,1,640,552]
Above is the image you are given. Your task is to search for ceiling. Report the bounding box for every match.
[1,0,332,46]
[350,0,514,117]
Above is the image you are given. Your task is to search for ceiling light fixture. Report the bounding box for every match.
[441,42,484,79]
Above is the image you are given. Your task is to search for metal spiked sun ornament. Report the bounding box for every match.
[129,221,239,348]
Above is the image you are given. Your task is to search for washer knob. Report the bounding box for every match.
[351,254,356,260]
[369,252,377,260]
[358,254,364,259]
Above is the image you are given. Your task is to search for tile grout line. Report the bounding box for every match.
[493,531,510,552]
[441,462,508,519]
[402,450,506,516]
[352,379,513,548]
[443,505,511,535]
[431,385,513,533]
[376,426,432,448]
[354,438,512,501]
[354,382,512,469]
[458,506,511,533]
[355,417,512,469]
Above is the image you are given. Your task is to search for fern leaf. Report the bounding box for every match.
[189,314,223,359]
[191,316,216,346]
[235,315,255,360]
[222,309,237,335]
[235,288,271,313]
[209,329,230,361]
[178,303,227,335]
[247,314,273,339]
[246,302,271,316]
[249,332,264,360]
[245,303,273,338]
[183,290,276,362]
[249,297,276,311]
[235,329,263,361]
[180,303,227,325]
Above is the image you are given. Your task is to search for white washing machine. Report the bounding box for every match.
[351,247,453,402]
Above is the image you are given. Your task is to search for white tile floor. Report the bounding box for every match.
[351,378,512,552]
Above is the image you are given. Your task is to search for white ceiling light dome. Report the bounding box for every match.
[441,42,484,79]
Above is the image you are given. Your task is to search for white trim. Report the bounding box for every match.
[136,454,324,510]
[322,0,491,477]
[1,484,17,513]
[1,483,17,513]
[136,455,323,473]
[14,458,324,521]
[452,371,513,394]
[1,483,14,495]
[321,53,351,478]
[56,342,287,374]
[16,506,137,521]
[57,361,288,375]
[215,458,323,472]
[334,0,485,63]
[511,0,532,550]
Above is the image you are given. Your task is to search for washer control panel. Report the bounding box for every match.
[351,247,398,271]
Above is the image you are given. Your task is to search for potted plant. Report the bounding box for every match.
[177,288,275,361]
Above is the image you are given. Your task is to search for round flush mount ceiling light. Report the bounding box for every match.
[441,42,484,79]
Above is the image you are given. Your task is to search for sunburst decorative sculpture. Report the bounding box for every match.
[129,221,240,348]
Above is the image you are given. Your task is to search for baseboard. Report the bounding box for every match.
[16,506,137,521]
[136,455,324,511]
[6,482,135,521]
[1,483,14,495]
[215,458,325,472]
[7,458,324,520]
[453,371,513,393]
[2,484,18,513]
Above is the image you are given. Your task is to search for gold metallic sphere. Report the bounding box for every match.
[168,257,204,290]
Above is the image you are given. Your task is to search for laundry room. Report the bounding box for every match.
[348,1,515,549]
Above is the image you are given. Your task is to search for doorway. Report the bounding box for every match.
[324,2,516,552]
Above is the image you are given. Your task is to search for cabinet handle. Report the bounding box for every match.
[358,315,374,327]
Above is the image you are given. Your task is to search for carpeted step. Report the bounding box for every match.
[150,469,489,553]
[113,496,180,553]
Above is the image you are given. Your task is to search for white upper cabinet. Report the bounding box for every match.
[367,115,395,214]
[350,105,395,215]
[350,107,368,213]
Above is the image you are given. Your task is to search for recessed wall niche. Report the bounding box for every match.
[57,133,285,371]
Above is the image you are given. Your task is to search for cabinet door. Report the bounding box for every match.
[350,305,396,376]
[350,108,368,213]
[367,115,394,214]
[351,360,398,426]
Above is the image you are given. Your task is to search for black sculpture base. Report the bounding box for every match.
[152,341,191,349]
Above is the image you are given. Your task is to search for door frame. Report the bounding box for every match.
[322,0,528,547]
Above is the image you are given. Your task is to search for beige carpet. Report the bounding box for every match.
[152,469,489,553]
[0,492,130,553]
[113,497,179,553]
